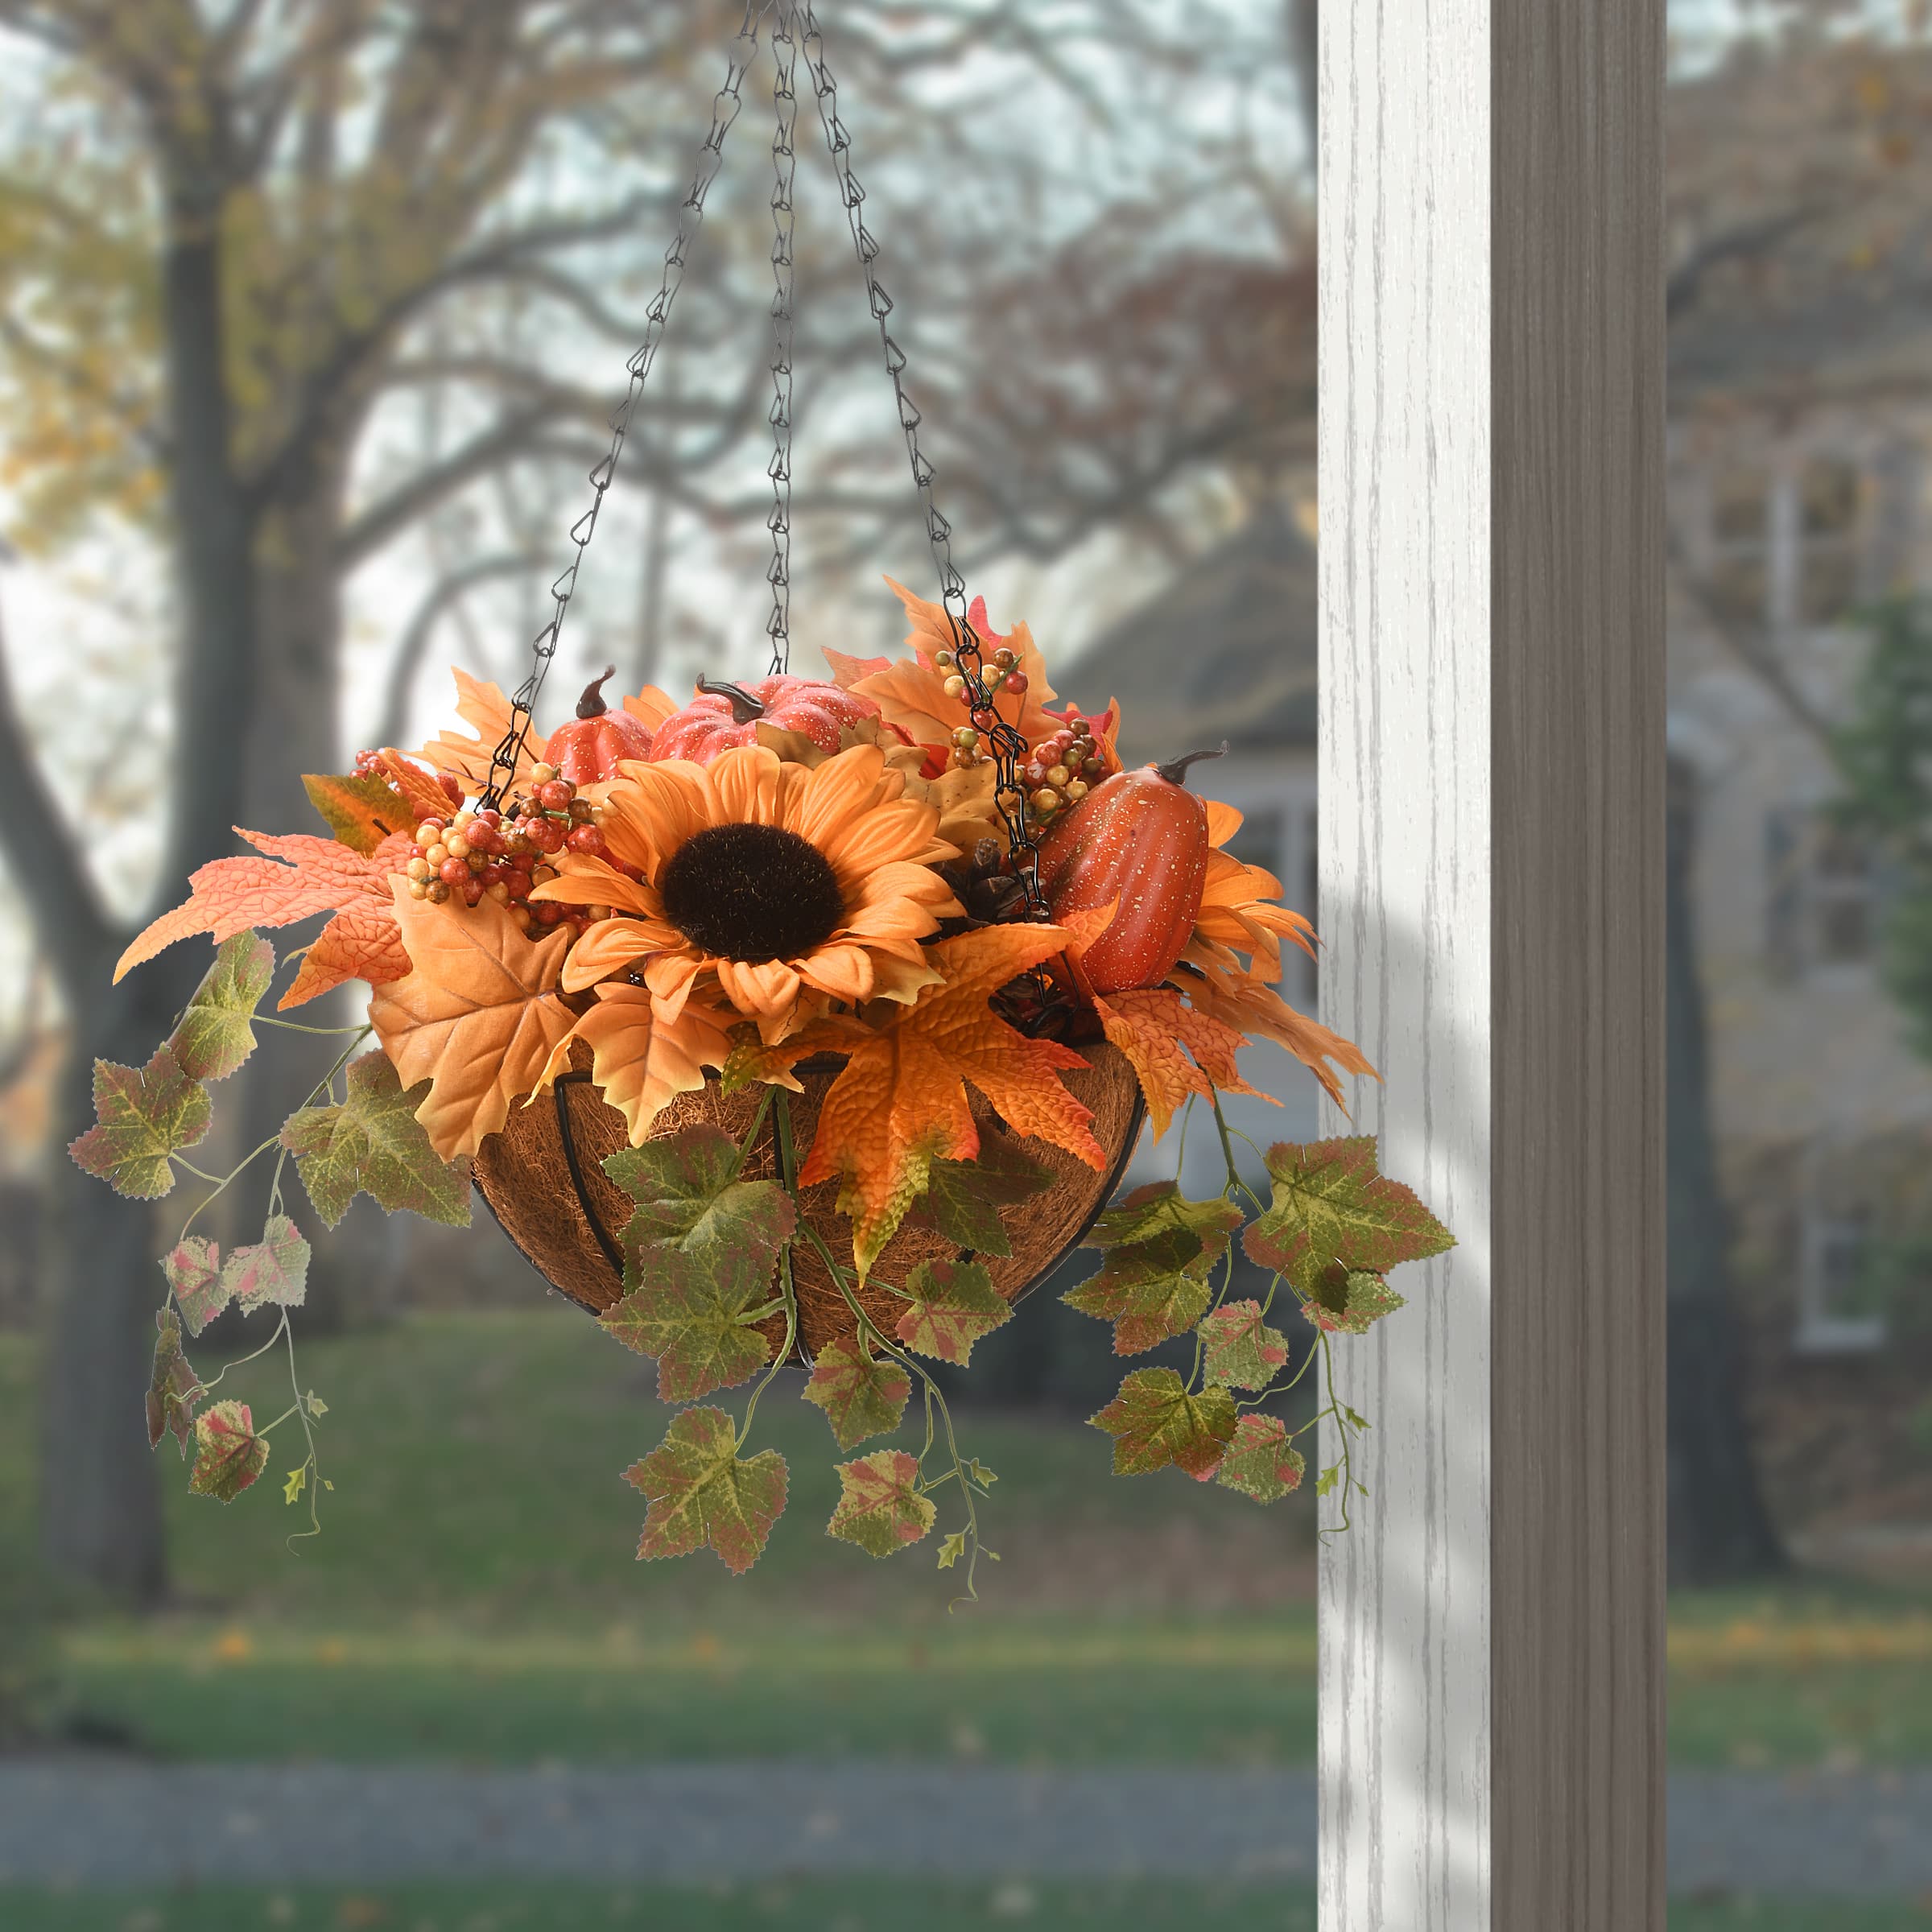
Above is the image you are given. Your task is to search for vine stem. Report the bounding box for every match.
[739,1090,800,1442]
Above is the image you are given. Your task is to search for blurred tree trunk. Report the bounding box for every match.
[1667,760,1785,1585]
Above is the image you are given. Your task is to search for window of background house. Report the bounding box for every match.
[1765,807,1880,976]
[1708,463,1771,625]
[1798,456,1862,627]
[1795,1203,1885,1356]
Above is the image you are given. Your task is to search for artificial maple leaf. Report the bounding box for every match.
[600,1243,778,1403]
[283,906,414,1009]
[146,1308,203,1459]
[719,1026,811,1095]
[1242,1136,1454,1294]
[1215,1414,1307,1503]
[188,1401,269,1503]
[218,1214,311,1313]
[827,1449,935,1558]
[1191,844,1319,982]
[162,1235,225,1335]
[890,1257,1012,1365]
[367,889,577,1158]
[1063,1225,1216,1356]
[1179,954,1377,1109]
[167,933,275,1082]
[415,667,547,795]
[114,828,415,1010]
[1094,985,1269,1140]
[68,1047,209,1199]
[1088,1367,1236,1478]
[279,1051,472,1228]
[873,580,1070,745]
[1305,1268,1409,1335]
[902,1139,1053,1257]
[625,1407,787,1574]
[543,985,733,1146]
[301,771,417,855]
[795,921,1104,1280]
[603,1122,796,1286]
[1199,1299,1292,1391]
[802,1335,911,1451]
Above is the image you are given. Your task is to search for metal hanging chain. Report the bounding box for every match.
[795,6,1046,915]
[480,3,770,807]
[765,3,800,678]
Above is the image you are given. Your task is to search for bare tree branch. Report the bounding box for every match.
[374,549,543,746]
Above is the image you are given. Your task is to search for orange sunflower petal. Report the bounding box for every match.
[559,917,659,993]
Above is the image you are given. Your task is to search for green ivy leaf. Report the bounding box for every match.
[283,1466,307,1505]
[827,1449,936,1558]
[936,1530,968,1571]
[1198,1299,1292,1391]
[167,932,275,1082]
[904,1140,1054,1257]
[1315,1463,1342,1499]
[605,1124,795,1284]
[1063,1224,1216,1356]
[624,1407,787,1575]
[280,1052,471,1228]
[891,1257,1011,1365]
[1242,1137,1453,1293]
[219,1213,311,1313]
[188,1400,269,1503]
[162,1236,225,1337]
[1088,1367,1236,1478]
[68,1046,210,1199]
[1215,1414,1307,1504]
[145,1308,203,1459]
[1087,1180,1244,1256]
[1306,1269,1408,1335]
[802,1335,911,1451]
[964,1458,998,1489]
[598,1244,776,1403]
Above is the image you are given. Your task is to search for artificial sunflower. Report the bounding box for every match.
[529,740,962,1037]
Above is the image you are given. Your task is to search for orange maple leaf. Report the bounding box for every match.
[794,922,1106,1281]
[114,830,415,1009]
[367,887,577,1158]
[538,982,735,1145]
[1091,985,1272,1141]
[1180,951,1378,1109]
[282,906,413,1009]
[415,668,547,796]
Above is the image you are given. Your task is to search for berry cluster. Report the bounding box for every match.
[1018,716,1100,826]
[352,747,465,810]
[934,643,1025,774]
[395,761,632,943]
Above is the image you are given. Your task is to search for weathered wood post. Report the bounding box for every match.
[1317,6,1667,1928]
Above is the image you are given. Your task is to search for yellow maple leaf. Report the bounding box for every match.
[536,983,735,1146]
[367,887,577,1158]
[415,668,548,796]
[1180,947,1378,1109]
[794,922,1106,1281]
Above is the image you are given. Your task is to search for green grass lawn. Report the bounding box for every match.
[0,1880,1925,1932]
[5,1313,1932,1769]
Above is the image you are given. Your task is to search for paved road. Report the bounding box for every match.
[0,1761,1928,1897]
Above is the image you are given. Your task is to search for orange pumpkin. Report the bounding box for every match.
[545,667,655,785]
[649,675,889,763]
[1035,748,1224,995]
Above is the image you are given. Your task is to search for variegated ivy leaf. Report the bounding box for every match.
[302,770,415,855]
[890,1257,1011,1365]
[68,1046,210,1200]
[605,1124,795,1287]
[936,1530,968,1571]
[624,1406,787,1575]
[167,932,275,1082]
[1305,1268,1408,1335]
[1215,1414,1307,1504]
[1198,1299,1292,1391]
[280,1051,471,1228]
[145,1308,204,1459]
[1242,1136,1453,1294]
[218,1213,311,1313]
[1086,1180,1243,1257]
[599,1243,776,1403]
[188,1400,269,1503]
[162,1235,225,1336]
[1063,1224,1216,1356]
[1088,1367,1236,1479]
[827,1449,935,1558]
[903,1139,1053,1257]
[803,1335,911,1451]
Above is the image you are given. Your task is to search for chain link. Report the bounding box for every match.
[480,3,770,807]
[765,4,800,677]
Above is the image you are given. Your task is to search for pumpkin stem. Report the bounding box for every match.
[576,666,616,719]
[696,675,767,725]
[1154,742,1228,787]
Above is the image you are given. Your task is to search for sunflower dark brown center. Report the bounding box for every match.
[658,822,844,964]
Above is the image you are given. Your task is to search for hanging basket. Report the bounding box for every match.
[473,1041,1146,1359]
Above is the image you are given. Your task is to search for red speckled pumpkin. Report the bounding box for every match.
[544,667,656,785]
[1035,748,1225,995]
[648,675,886,764]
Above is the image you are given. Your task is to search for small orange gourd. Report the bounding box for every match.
[544,667,656,785]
